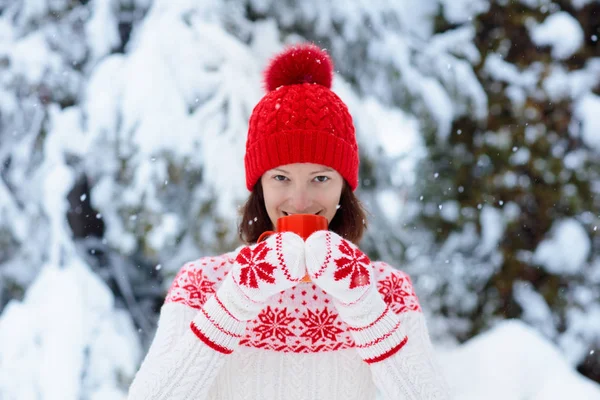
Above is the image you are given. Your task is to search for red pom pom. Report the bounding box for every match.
[263,44,333,92]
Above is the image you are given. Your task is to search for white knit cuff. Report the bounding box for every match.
[335,284,387,327]
[346,305,408,364]
[216,273,265,321]
[336,287,409,364]
[189,294,248,355]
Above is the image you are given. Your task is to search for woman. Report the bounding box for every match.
[128,43,450,400]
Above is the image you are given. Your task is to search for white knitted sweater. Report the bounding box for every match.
[128,250,450,399]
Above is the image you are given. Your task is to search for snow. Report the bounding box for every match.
[9,32,59,84]
[560,303,600,365]
[439,320,600,400]
[529,12,584,60]
[483,52,545,111]
[533,219,591,275]
[571,0,596,9]
[543,65,571,101]
[85,55,127,151]
[0,261,141,400]
[438,0,490,25]
[509,146,531,165]
[420,77,455,141]
[147,212,182,250]
[376,190,404,223]
[353,95,425,186]
[478,205,505,255]
[391,0,438,40]
[574,93,600,153]
[368,23,487,142]
[80,5,268,253]
[484,53,540,89]
[85,0,121,63]
[539,61,600,103]
[440,200,460,222]
[513,281,557,338]
[359,98,422,160]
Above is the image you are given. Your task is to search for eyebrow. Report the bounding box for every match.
[310,168,334,174]
[272,168,334,175]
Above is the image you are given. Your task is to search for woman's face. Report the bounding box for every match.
[261,163,344,228]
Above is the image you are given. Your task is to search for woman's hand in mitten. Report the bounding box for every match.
[304,230,375,305]
[305,231,407,364]
[191,232,305,355]
[215,232,306,321]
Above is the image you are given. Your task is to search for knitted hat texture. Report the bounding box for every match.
[244,44,359,191]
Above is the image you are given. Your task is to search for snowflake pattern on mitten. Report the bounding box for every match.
[236,241,276,288]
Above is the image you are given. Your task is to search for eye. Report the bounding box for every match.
[314,176,329,183]
[273,175,288,182]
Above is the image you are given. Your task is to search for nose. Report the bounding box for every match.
[289,184,313,212]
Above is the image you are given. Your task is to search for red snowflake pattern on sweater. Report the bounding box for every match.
[375,261,422,314]
[253,306,297,343]
[166,264,215,308]
[333,239,371,288]
[165,252,421,353]
[300,307,344,344]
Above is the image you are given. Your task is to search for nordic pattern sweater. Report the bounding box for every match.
[127,249,450,399]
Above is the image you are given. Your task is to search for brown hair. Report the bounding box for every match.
[238,180,368,245]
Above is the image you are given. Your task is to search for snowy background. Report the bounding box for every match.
[0,0,599,399]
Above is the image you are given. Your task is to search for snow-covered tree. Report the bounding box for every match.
[408,0,600,381]
[0,0,151,398]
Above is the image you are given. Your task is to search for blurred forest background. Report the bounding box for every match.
[0,0,599,398]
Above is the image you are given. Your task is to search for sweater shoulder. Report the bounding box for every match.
[164,250,238,309]
[372,261,422,314]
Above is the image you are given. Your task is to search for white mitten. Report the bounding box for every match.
[305,231,408,363]
[191,232,305,354]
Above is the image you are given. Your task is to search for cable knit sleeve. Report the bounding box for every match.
[127,255,240,400]
[369,263,452,400]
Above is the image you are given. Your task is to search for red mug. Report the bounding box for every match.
[257,213,328,282]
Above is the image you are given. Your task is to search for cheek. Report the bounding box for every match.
[263,186,284,213]
[326,193,341,209]
[319,186,343,217]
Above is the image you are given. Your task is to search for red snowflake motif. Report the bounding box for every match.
[166,265,216,307]
[378,272,421,313]
[333,240,371,289]
[253,307,297,344]
[299,308,344,344]
[182,271,215,305]
[236,241,276,289]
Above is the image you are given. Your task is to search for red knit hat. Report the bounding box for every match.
[244,44,359,191]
